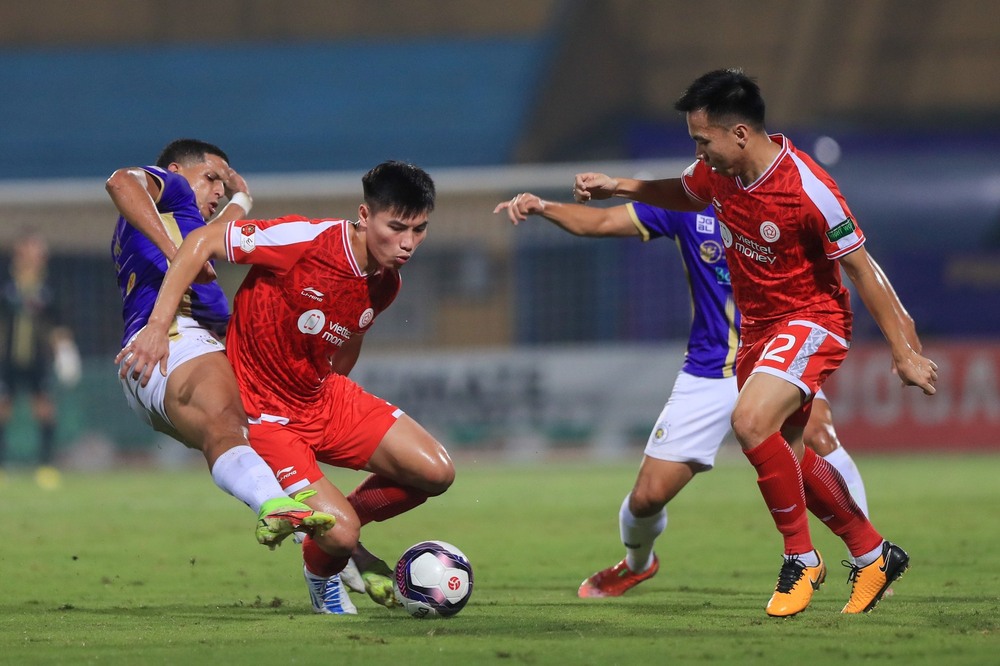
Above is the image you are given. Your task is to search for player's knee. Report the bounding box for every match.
[730,406,771,447]
[422,458,455,496]
[316,515,361,557]
[803,425,839,457]
[628,487,667,517]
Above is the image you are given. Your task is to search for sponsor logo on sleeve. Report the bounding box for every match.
[239,224,256,253]
[826,217,857,243]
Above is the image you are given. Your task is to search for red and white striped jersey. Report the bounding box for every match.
[223,215,400,418]
[681,134,863,342]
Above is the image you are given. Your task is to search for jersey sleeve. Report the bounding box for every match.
[625,202,680,241]
[225,215,341,272]
[679,160,713,205]
[791,153,866,259]
[146,167,184,212]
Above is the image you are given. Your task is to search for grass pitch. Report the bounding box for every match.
[0,452,998,665]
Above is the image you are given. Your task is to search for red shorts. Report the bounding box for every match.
[737,320,849,427]
[248,374,402,494]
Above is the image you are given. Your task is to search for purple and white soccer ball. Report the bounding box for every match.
[394,540,474,618]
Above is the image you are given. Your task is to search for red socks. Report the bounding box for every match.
[302,535,349,577]
[743,432,812,555]
[347,474,431,526]
[800,447,883,557]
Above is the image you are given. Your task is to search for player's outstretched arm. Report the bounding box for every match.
[493,192,638,237]
[115,223,230,386]
[573,173,702,212]
[840,246,937,395]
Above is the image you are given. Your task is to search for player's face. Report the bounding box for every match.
[360,204,429,270]
[170,153,229,220]
[686,109,743,177]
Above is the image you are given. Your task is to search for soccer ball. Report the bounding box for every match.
[394,540,473,618]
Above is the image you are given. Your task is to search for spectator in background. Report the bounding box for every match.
[0,231,80,489]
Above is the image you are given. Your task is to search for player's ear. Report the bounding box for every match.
[357,203,370,228]
[733,123,750,148]
[166,162,182,174]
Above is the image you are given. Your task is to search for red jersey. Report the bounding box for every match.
[680,134,864,342]
[222,216,400,419]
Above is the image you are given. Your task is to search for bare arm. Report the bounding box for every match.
[106,168,180,260]
[114,222,230,385]
[573,173,704,212]
[840,246,937,394]
[493,192,640,237]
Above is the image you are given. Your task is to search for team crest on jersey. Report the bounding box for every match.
[699,240,723,264]
[719,222,733,248]
[359,308,374,328]
[759,221,780,243]
[297,309,326,335]
[696,214,715,234]
[239,224,256,253]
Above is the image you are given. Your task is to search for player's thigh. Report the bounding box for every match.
[643,371,737,470]
[731,372,806,446]
[365,414,455,492]
[162,351,248,454]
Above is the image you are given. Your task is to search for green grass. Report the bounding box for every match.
[1,453,998,665]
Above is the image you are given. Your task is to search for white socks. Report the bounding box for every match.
[822,447,870,517]
[210,444,286,514]
[619,493,667,573]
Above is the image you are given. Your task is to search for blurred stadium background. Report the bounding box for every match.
[1,0,998,467]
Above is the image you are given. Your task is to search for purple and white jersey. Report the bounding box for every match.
[110,166,230,346]
[626,203,740,379]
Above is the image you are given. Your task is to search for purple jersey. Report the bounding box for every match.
[626,203,740,378]
[110,166,230,346]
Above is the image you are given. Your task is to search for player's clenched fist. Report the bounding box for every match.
[573,172,618,202]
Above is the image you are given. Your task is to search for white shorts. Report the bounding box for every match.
[642,371,830,469]
[643,371,738,470]
[118,316,226,442]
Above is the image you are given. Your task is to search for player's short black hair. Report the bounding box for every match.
[362,160,436,219]
[674,68,766,131]
[156,139,230,169]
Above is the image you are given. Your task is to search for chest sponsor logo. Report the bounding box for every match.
[696,214,715,234]
[826,217,857,243]
[699,240,723,264]
[239,224,256,253]
[759,221,780,243]
[297,309,326,335]
[359,308,374,328]
[724,224,778,265]
[301,287,325,302]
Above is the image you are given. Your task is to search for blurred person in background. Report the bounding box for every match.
[107,138,335,551]
[571,68,937,617]
[119,160,454,617]
[0,231,80,489]
[495,196,884,600]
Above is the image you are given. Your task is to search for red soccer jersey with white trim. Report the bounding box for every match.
[681,134,862,342]
[223,216,400,419]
